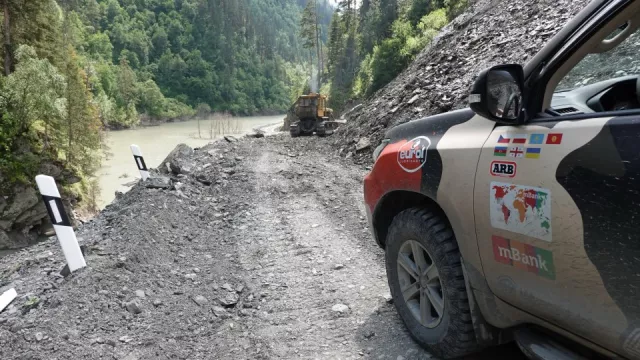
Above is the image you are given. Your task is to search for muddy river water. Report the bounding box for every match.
[97,115,283,208]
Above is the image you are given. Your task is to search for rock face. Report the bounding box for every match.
[333,0,589,164]
[0,160,80,250]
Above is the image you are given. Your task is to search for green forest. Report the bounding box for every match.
[323,0,468,110]
[0,0,331,208]
[0,0,468,212]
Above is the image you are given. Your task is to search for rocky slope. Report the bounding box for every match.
[0,135,526,359]
[332,0,590,164]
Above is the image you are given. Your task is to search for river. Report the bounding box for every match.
[97,115,283,208]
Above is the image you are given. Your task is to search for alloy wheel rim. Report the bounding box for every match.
[397,240,445,328]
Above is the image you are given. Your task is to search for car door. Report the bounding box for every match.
[473,3,640,358]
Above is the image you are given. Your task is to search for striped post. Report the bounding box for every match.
[35,175,86,272]
[130,144,149,181]
[0,288,17,313]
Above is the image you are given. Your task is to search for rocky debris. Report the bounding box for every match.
[355,138,371,152]
[59,264,71,277]
[246,129,265,138]
[212,306,228,317]
[0,135,523,359]
[119,335,133,343]
[331,303,349,314]
[125,300,142,314]
[144,176,172,189]
[333,0,589,164]
[219,292,239,308]
[159,143,196,175]
[192,295,208,306]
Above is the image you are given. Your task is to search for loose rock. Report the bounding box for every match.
[331,304,349,314]
[125,300,142,314]
[192,295,208,306]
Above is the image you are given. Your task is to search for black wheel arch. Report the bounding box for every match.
[372,190,451,249]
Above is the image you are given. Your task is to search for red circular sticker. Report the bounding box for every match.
[397,136,431,173]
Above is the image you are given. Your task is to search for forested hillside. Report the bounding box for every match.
[325,0,467,110]
[77,0,333,122]
[0,0,332,247]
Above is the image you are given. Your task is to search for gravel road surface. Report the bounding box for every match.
[0,134,525,359]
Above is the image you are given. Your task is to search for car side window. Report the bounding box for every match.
[555,27,640,93]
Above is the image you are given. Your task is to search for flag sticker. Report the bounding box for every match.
[529,134,545,144]
[508,147,524,158]
[526,147,541,159]
[497,135,511,144]
[494,147,508,157]
[512,134,527,144]
[547,133,563,144]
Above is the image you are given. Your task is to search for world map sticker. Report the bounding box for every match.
[490,182,552,242]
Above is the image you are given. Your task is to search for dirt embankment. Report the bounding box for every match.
[332,0,589,165]
[0,135,525,360]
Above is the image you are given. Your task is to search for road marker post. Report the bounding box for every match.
[130,144,150,181]
[35,175,86,272]
[0,288,17,313]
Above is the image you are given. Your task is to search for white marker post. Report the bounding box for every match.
[130,144,150,181]
[0,288,17,313]
[35,175,86,272]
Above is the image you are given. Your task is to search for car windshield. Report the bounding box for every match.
[556,26,640,92]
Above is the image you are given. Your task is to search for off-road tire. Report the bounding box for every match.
[385,207,479,359]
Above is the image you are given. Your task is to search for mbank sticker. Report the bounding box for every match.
[397,136,431,173]
[490,161,516,178]
[492,235,555,280]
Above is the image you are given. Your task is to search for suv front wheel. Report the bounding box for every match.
[385,207,480,359]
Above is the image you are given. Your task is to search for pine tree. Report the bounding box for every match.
[300,0,322,89]
[63,46,101,175]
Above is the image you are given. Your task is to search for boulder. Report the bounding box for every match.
[159,144,194,175]
[144,176,172,189]
[223,135,239,143]
[1,186,39,226]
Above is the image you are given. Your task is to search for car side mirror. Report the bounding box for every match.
[469,64,525,124]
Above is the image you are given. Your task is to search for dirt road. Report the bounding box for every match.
[0,134,524,359]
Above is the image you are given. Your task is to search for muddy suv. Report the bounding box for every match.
[364,1,640,359]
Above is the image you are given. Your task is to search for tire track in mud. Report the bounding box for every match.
[231,137,526,360]
[234,144,429,359]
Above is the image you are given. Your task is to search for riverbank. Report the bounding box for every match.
[107,111,286,131]
[97,115,284,208]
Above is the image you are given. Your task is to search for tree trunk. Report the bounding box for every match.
[3,0,11,75]
[314,0,321,87]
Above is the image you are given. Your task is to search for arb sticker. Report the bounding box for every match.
[492,235,555,280]
[490,182,552,242]
[397,136,431,173]
[490,161,516,178]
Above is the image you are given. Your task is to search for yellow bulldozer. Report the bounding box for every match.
[289,93,339,137]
